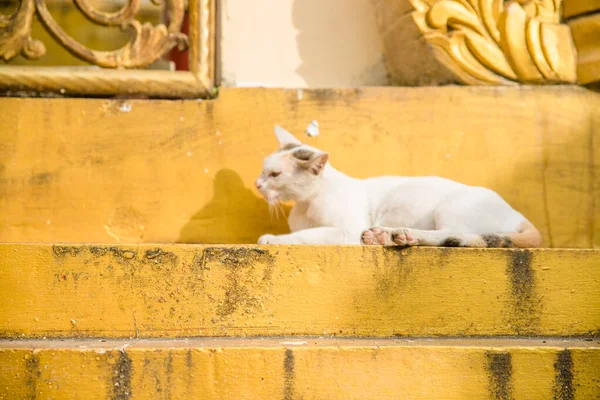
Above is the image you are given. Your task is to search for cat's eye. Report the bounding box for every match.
[269,171,281,178]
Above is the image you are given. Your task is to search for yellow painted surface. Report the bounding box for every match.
[0,244,598,338]
[0,338,598,399]
[0,87,599,247]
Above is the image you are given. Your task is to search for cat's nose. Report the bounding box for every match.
[255,180,262,190]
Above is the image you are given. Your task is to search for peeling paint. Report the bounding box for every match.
[164,351,174,399]
[506,249,541,334]
[553,349,575,400]
[89,246,137,263]
[186,349,193,369]
[53,245,82,258]
[144,248,177,265]
[283,348,295,400]
[486,352,512,400]
[372,247,414,299]
[110,350,132,400]
[200,247,275,320]
[24,352,40,400]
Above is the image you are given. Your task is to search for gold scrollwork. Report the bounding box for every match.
[0,0,214,98]
[410,0,578,84]
[0,0,45,61]
[1,0,188,68]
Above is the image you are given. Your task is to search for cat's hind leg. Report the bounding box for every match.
[390,228,502,247]
[361,227,417,246]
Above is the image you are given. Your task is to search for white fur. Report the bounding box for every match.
[255,126,537,247]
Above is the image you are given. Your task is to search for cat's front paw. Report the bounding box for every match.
[258,234,276,244]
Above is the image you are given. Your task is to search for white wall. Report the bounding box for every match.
[220,0,389,87]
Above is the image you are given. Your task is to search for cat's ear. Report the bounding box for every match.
[274,125,302,147]
[309,152,329,175]
[293,149,329,175]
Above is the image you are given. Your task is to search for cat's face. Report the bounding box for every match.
[255,126,329,203]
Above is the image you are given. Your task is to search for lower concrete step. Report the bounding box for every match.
[0,244,598,338]
[0,338,598,399]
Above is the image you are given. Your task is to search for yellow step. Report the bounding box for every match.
[1,338,598,399]
[1,87,598,247]
[1,244,598,338]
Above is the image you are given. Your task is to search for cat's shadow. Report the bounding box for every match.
[178,169,291,244]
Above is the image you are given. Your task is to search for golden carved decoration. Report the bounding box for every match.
[566,1,600,86]
[410,0,578,84]
[1,0,187,68]
[0,0,216,98]
[0,0,45,61]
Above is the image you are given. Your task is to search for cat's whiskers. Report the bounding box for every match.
[276,201,288,222]
[267,195,277,221]
[266,194,287,222]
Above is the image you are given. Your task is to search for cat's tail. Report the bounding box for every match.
[471,220,542,248]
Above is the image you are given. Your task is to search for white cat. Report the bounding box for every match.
[256,126,542,248]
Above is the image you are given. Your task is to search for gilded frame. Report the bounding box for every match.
[0,0,216,98]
